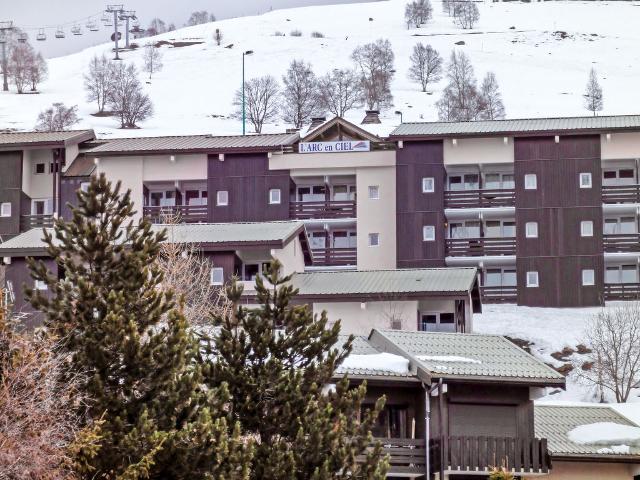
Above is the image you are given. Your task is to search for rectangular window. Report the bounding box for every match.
[368,233,380,247]
[0,202,11,217]
[503,269,517,286]
[422,177,434,193]
[579,172,592,189]
[524,173,537,190]
[216,190,229,206]
[581,220,594,237]
[448,176,462,191]
[34,162,46,175]
[34,279,48,291]
[622,265,638,283]
[582,269,595,286]
[368,185,380,199]
[210,267,224,286]
[525,222,538,238]
[620,169,635,179]
[484,173,501,190]
[526,271,539,288]
[605,267,620,284]
[604,218,618,235]
[484,220,501,238]
[484,269,502,287]
[269,188,281,204]
[503,221,516,237]
[423,225,435,242]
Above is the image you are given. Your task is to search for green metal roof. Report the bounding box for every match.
[389,114,640,138]
[335,335,415,379]
[0,228,54,256]
[535,404,640,459]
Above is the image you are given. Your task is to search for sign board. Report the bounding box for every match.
[299,140,370,154]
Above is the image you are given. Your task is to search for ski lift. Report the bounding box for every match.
[87,20,99,32]
[17,32,28,43]
[71,24,82,36]
[55,27,65,39]
[102,13,113,26]
[36,28,46,41]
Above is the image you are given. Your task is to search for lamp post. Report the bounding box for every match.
[242,50,254,135]
[395,110,403,124]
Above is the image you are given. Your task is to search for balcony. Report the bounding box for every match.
[143,205,208,224]
[311,247,357,267]
[603,233,640,253]
[604,283,640,301]
[444,189,515,209]
[446,237,516,257]
[602,184,640,204]
[480,285,517,304]
[358,438,426,477]
[20,214,54,231]
[290,200,356,220]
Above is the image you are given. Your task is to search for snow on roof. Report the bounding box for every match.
[568,422,640,447]
[338,352,410,376]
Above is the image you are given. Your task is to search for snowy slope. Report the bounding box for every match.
[2,0,640,137]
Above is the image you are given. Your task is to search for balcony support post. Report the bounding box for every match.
[438,378,445,480]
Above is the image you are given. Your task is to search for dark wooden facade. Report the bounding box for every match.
[4,256,55,328]
[0,152,23,240]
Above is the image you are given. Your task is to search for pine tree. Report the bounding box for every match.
[203,261,389,479]
[27,173,252,479]
[584,67,603,116]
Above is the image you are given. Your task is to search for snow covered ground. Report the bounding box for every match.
[3,0,640,137]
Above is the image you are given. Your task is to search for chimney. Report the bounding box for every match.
[307,116,326,132]
[361,110,381,124]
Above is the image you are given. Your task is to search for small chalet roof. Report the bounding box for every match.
[389,114,640,139]
[85,132,300,155]
[334,335,416,380]
[535,404,640,461]
[0,130,95,149]
[302,116,382,143]
[289,267,478,299]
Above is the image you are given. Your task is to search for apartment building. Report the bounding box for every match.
[390,115,640,308]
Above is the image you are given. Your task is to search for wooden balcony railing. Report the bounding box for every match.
[290,200,356,220]
[480,285,517,304]
[604,283,640,301]
[311,247,357,267]
[20,214,54,231]
[603,233,640,253]
[143,205,208,224]
[358,438,426,476]
[444,189,516,209]
[602,184,640,204]
[446,237,516,257]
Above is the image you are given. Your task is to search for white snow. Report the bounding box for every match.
[5,0,640,136]
[568,422,640,447]
[417,355,481,364]
[340,352,409,374]
[597,445,631,455]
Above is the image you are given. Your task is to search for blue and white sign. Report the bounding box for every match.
[299,140,371,154]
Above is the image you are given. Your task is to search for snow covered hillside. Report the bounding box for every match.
[2,0,640,137]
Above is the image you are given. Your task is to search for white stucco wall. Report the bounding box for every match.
[443,137,514,165]
[270,150,395,170]
[22,149,54,200]
[96,156,145,221]
[542,461,637,480]
[142,154,207,181]
[601,132,640,160]
[271,236,306,276]
[314,300,419,335]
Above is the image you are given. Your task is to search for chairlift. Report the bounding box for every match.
[17,32,28,43]
[102,13,113,26]
[36,28,46,41]
[71,25,82,36]
[87,21,99,32]
[55,27,65,39]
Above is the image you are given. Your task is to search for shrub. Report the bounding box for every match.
[311,31,324,38]
[290,29,303,37]
[274,31,285,36]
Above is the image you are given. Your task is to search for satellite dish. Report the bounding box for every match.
[110,31,122,41]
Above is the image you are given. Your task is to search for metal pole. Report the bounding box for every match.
[125,16,130,49]
[1,41,7,92]
[113,10,119,59]
[242,52,246,135]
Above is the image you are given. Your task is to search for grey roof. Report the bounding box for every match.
[535,404,640,459]
[289,268,478,297]
[389,114,640,138]
[374,330,564,384]
[335,335,415,379]
[0,130,95,147]
[0,228,53,255]
[86,132,300,155]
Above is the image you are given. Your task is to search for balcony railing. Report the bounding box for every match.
[311,247,357,267]
[481,285,517,303]
[604,283,640,301]
[444,189,516,209]
[446,237,516,257]
[143,205,208,224]
[602,184,640,204]
[603,233,640,253]
[290,200,356,220]
[357,438,426,477]
[20,214,54,231]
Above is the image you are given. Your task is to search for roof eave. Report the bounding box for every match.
[432,374,566,388]
[551,453,640,464]
[88,145,294,157]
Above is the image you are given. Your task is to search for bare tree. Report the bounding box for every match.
[454,1,480,29]
[408,43,442,92]
[8,42,34,94]
[28,52,47,92]
[35,103,80,131]
[281,59,322,129]
[317,68,363,117]
[214,28,224,46]
[351,38,395,111]
[233,75,280,133]
[187,11,215,26]
[405,2,418,29]
[479,71,505,120]
[584,67,603,116]
[83,54,114,114]
[147,18,167,36]
[405,0,433,28]
[108,63,153,128]
[575,303,640,403]
[442,0,453,16]
[143,44,163,80]
[436,50,482,121]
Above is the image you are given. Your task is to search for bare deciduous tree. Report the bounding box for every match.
[575,303,640,403]
[109,63,154,128]
[453,1,480,29]
[8,42,34,94]
[351,38,395,111]
[317,68,363,117]
[187,10,215,26]
[35,103,80,131]
[436,50,482,121]
[214,28,223,46]
[584,67,603,116]
[147,18,167,36]
[233,75,280,133]
[83,54,115,113]
[143,44,163,80]
[405,0,433,28]
[28,52,47,92]
[281,59,322,129]
[408,43,442,92]
[479,71,505,120]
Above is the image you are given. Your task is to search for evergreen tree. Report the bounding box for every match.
[27,173,252,479]
[584,67,603,116]
[203,261,389,479]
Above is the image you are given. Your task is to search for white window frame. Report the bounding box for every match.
[526,271,539,288]
[581,220,594,237]
[368,185,380,200]
[210,267,224,286]
[524,173,537,190]
[422,177,435,193]
[423,225,435,242]
[579,172,592,189]
[269,188,281,205]
[216,190,229,206]
[582,269,595,286]
[525,221,538,239]
[368,232,380,247]
[0,202,11,217]
[34,279,48,291]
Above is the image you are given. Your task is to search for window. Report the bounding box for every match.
[524,174,537,190]
[448,174,478,191]
[422,177,434,193]
[34,279,48,291]
[368,185,380,199]
[31,199,52,216]
[622,265,638,283]
[210,267,224,286]
[579,172,592,189]
[423,225,435,242]
[581,220,594,237]
[216,190,229,206]
[243,263,269,281]
[34,162,46,175]
[332,184,356,201]
[526,271,539,288]
[80,182,90,193]
[525,222,538,238]
[0,202,10,217]
[420,312,456,333]
[298,185,326,201]
[582,269,595,286]
[368,233,380,247]
[269,188,281,204]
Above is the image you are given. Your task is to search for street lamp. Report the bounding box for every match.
[242,50,254,135]
[395,110,403,124]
